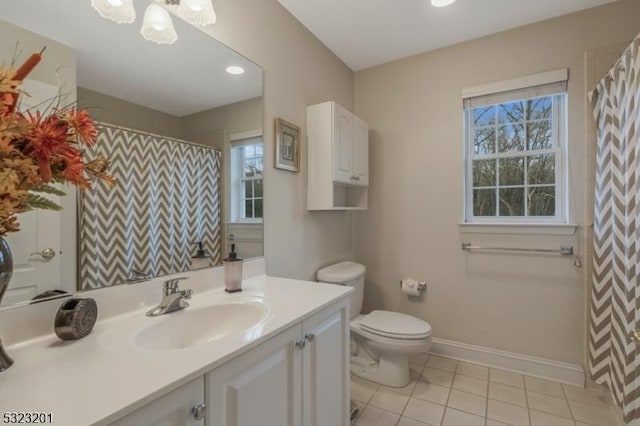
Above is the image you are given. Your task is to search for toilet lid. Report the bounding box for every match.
[360,310,431,339]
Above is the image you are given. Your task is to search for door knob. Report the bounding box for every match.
[632,329,640,345]
[30,248,56,260]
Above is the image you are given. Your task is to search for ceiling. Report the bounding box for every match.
[0,0,262,116]
[278,0,617,71]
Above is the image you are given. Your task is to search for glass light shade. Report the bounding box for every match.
[431,0,456,7]
[140,3,178,45]
[178,0,217,26]
[91,0,136,24]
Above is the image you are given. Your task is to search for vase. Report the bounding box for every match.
[0,237,13,372]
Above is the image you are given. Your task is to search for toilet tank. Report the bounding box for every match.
[317,262,365,319]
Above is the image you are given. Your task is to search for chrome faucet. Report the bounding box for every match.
[127,268,151,283]
[146,277,193,317]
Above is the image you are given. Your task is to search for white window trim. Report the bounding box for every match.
[229,131,263,225]
[462,75,569,225]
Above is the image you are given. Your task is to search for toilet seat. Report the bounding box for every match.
[359,310,431,340]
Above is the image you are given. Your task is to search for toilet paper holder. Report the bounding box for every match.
[399,280,427,292]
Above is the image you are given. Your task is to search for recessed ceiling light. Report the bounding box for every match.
[431,0,456,7]
[226,66,245,75]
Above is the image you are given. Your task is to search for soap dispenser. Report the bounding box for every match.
[191,241,211,270]
[223,243,243,293]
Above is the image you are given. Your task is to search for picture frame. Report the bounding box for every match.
[274,117,301,172]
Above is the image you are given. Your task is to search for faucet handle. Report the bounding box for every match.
[164,277,189,295]
[181,288,193,299]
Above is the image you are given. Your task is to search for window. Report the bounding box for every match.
[464,77,567,223]
[231,136,263,222]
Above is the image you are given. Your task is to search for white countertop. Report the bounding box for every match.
[0,275,351,426]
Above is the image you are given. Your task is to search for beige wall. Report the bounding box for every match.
[201,0,355,280]
[353,0,640,365]
[77,87,182,139]
[181,97,263,149]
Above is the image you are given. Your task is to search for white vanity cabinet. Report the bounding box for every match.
[307,101,369,210]
[110,378,205,426]
[205,300,350,426]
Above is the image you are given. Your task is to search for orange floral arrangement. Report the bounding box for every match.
[0,49,114,236]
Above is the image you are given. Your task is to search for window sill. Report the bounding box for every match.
[459,222,578,236]
[228,221,263,227]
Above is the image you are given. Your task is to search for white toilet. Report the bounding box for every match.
[317,261,432,388]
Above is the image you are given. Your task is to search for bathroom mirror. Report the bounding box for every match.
[0,0,264,308]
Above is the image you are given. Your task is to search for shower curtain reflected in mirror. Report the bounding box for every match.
[78,123,222,290]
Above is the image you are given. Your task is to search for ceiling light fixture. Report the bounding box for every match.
[91,0,136,24]
[178,0,217,26]
[430,0,456,7]
[226,66,245,75]
[140,3,178,44]
[92,0,217,46]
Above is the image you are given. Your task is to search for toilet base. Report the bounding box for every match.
[350,352,411,388]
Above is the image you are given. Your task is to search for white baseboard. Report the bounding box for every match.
[430,337,585,387]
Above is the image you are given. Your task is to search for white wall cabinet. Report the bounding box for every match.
[307,101,369,210]
[110,378,205,426]
[111,299,349,426]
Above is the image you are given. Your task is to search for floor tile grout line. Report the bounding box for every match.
[560,382,579,424]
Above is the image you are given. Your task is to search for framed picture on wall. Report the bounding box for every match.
[274,117,301,172]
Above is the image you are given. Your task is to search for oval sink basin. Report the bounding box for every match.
[135,301,269,351]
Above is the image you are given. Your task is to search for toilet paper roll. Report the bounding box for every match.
[401,278,420,296]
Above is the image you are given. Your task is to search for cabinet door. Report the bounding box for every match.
[302,303,350,426]
[206,325,303,426]
[110,378,205,426]
[333,103,355,184]
[353,116,369,187]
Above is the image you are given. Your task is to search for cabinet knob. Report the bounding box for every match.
[192,403,206,421]
[295,339,306,349]
[304,333,315,342]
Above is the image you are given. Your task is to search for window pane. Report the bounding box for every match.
[254,143,263,157]
[245,159,256,177]
[254,179,263,198]
[474,127,496,155]
[498,101,524,124]
[255,158,263,175]
[244,144,255,158]
[244,180,253,198]
[245,200,253,218]
[254,199,263,218]
[528,186,555,216]
[527,97,552,121]
[527,120,552,150]
[498,187,525,216]
[499,157,524,186]
[528,154,555,185]
[497,123,524,152]
[473,106,495,126]
[473,159,496,187]
[473,189,496,216]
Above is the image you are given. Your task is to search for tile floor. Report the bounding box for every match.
[351,353,619,426]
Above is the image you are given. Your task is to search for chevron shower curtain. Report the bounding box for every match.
[589,34,640,424]
[78,124,222,290]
